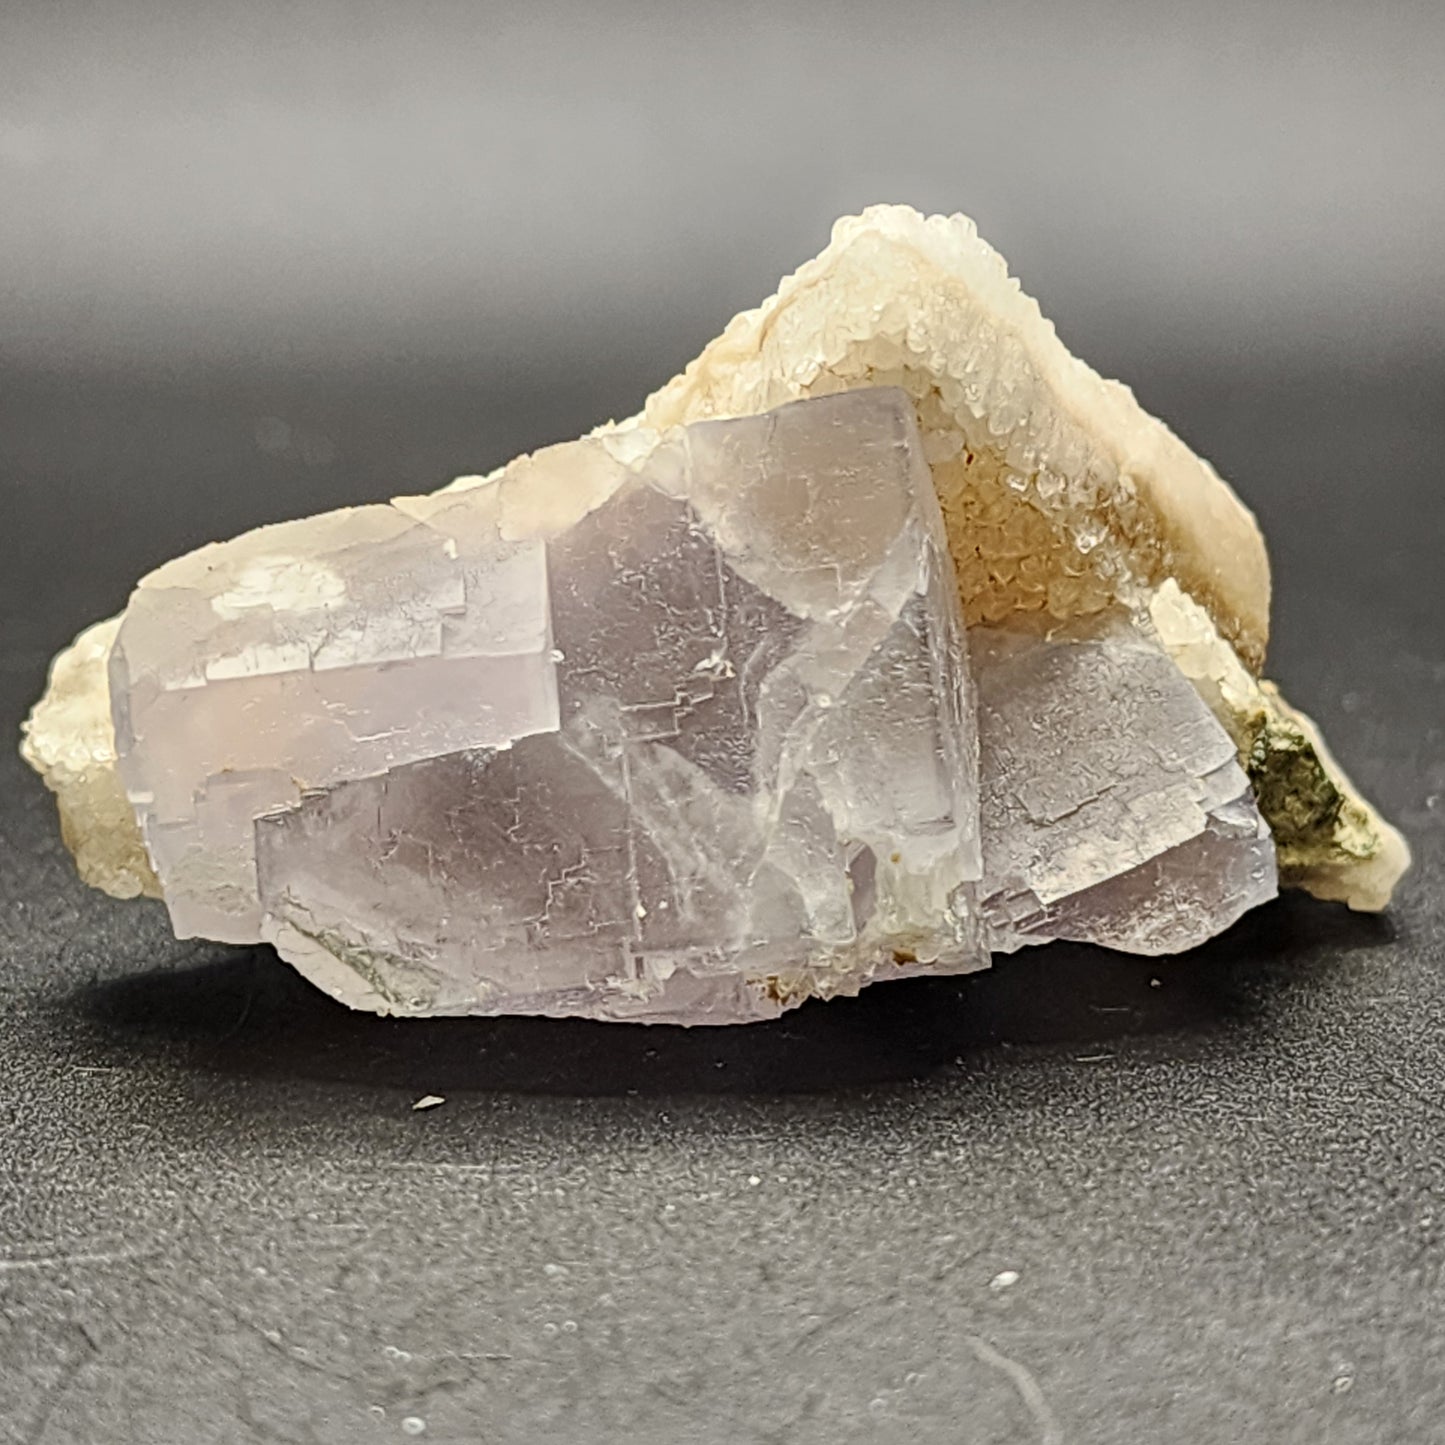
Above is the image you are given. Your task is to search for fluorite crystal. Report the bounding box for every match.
[107,390,988,1020]
[973,628,1276,955]
[20,206,1410,1022]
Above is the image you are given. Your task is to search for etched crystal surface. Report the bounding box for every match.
[109,505,557,943]
[105,390,987,1021]
[974,628,1276,954]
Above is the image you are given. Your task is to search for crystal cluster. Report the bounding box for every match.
[20,206,1409,1022]
[636,206,1407,911]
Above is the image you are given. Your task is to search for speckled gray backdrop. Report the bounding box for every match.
[2,3,1443,1442]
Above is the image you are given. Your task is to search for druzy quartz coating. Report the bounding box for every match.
[20,207,1409,1021]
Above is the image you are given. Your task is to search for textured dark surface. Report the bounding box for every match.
[2,359,1443,1445]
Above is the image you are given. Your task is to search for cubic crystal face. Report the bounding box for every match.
[109,389,988,1021]
[973,628,1277,954]
[636,205,1408,911]
[108,501,558,943]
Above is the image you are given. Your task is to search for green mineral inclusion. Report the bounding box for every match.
[287,916,446,1014]
[1244,710,1381,878]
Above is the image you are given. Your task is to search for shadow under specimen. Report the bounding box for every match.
[69,892,1394,1099]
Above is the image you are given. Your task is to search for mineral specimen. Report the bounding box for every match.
[20,205,1410,1023]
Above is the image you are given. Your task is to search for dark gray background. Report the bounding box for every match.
[2,3,1443,1442]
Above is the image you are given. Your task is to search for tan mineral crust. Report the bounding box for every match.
[21,205,1409,1004]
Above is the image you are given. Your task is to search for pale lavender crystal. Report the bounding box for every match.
[111,389,985,1021]
[109,500,556,942]
[973,628,1277,955]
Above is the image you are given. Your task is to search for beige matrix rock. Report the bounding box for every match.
[22,205,1408,933]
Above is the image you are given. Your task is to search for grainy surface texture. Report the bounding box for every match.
[2,359,1442,1444]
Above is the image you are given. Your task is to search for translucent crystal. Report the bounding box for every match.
[108,501,558,943]
[108,389,987,1021]
[637,205,1407,910]
[973,628,1277,954]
